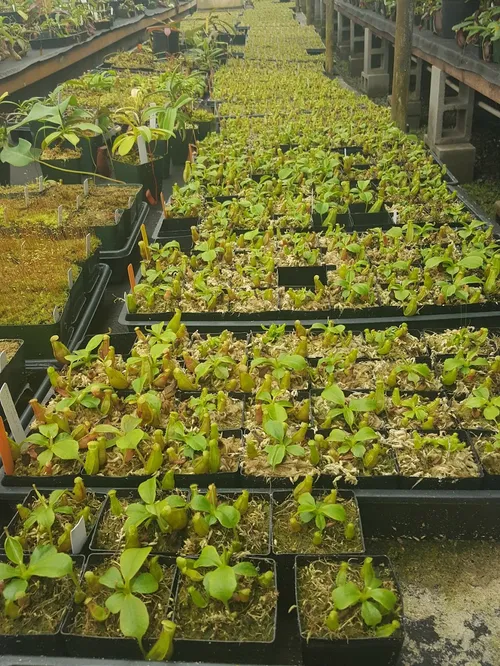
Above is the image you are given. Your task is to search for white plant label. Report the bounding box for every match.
[128,196,134,208]
[0,352,6,373]
[85,233,91,257]
[393,210,398,224]
[115,209,121,224]
[68,268,74,289]
[0,384,24,444]
[70,516,87,554]
[53,305,61,323]
[83,178,89,196]
[137,135,148,165]
[38,175,44,192]
[149,112,157,129]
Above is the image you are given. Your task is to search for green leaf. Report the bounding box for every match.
[232,562,259,577]
[190,495,212,513]
[0,563,19,580]
[28,548,73,578]
[332,581,362,610]
[279,354,307,371]
[116,430,144,451]
[264,420,285,442]
[99,566,124,589]
[354,427,378,442]
[120,593,149,640]
[351,443,366,458]
[51,437,80,460]
[131,573,159,594]
[1,138,39,167]
[459,255,483,269]
[320,503,346,522]
[203,565,237,603]
[369,587,397,611]
[266,403,288,422]
[3,578,28,601]
[361,599,383,626]
[484,405,500,421]
[138,477,156,505]
[214,504,240,528]
[120,547,151,583]
[39,423,59,439]
[265,443,286,467]
[350,398,376,412]
[286,444,306,457]
[321,384,345,405]
[5,537,23,566]
[195,545,223,569]
[185,434,207,452]
[106,591,126,614]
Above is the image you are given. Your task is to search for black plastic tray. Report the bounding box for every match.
[100,202,148,283]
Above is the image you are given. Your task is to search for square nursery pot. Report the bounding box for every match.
[0,159,9,186]
[295,554,404,666]
[172,557,278,664]
[79,135,104,176]
[151,28,180,54]
[349,205,393,230]
[61,552,177,660]
[271,489,365,563]
[169,130,195,166]
[395,429,484,490]
[0,554,84,656]
[113,157,163,204]
[440,0,479,39]
[464,430,499,489]
[312,209,350,229]
[0,338,25,405]
[0,488,106,553]
[277,265,328,288]
[30,30,87,50]
[156,214,200,239]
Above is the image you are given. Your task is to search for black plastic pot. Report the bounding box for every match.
[30,31,88,50]
[0,488,105,553]
[440,0,479,39]
[0,339,25,407]
[112,157,163,203]
[306,48,325,55]
[61,553,177,659]
[40,155,82,184]
[172,557,278,663]
[156,215,199,239]
[79,135,104,176]
[312,209,350,229]
[169,131,194,166]
[464,430,499,490]
[0,10,25,22]
[100,202,147,283]
[395,430,484,490]
[0,553,84,655]
[0,160,9,186]
[295,554,404,666]
[271,489,365,559]
[151,28,180,54]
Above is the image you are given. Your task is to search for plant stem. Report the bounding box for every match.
[37,160,125,185]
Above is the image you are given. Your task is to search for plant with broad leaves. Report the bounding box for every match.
[263,419,306,468]
[251,353,309,388]
[319,384,376,430]
[440,351,490,386]
[332,267,373,305]
[62,334,105,370]
[189,483,241,536]
[310,321,349,348]
[23,422,80,471]
[328,557,399,635]
[176,545,268,608]
[194,355,236,384]
[326,427,380,460]
[83,547,164,651]
[386,361,433,388]
[92,415,148,465]
[295,491,346,534]
[412,431,465,453]
[461,384,500,423]
[124,477,187,537]
[390,391,439,430]
[0,536,77,619]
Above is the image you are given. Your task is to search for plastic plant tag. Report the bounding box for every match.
[164,27,171,36]
[0,384,24,444]
[85,233,91,257]
[150,112,157,129]
[83,178,89,196]
[128,195,134,208]
[137,136,148,165]
[67,268,74,289]
[38,175,44,192]
[70,516,87,554]
[393,210,398,224]
[0,352,6,373]
[131,88,140,98]
[57,205,63,226]
[53,305,61,323]
[24,185,29,207]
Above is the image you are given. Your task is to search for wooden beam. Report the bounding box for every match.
[391,0,414,129]
[2,1,196,95]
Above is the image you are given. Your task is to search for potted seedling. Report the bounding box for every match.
[62,547,176,660]
[272,477,364,555]
[469,432,500,487]
[183,483,271,555]
[91,478,188,553]
[177,389,244,431]
[295,555,403,666]
[0,536,83,654]
[3,478,103,552]
[391,429,482,489]
[174,545,278,662]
